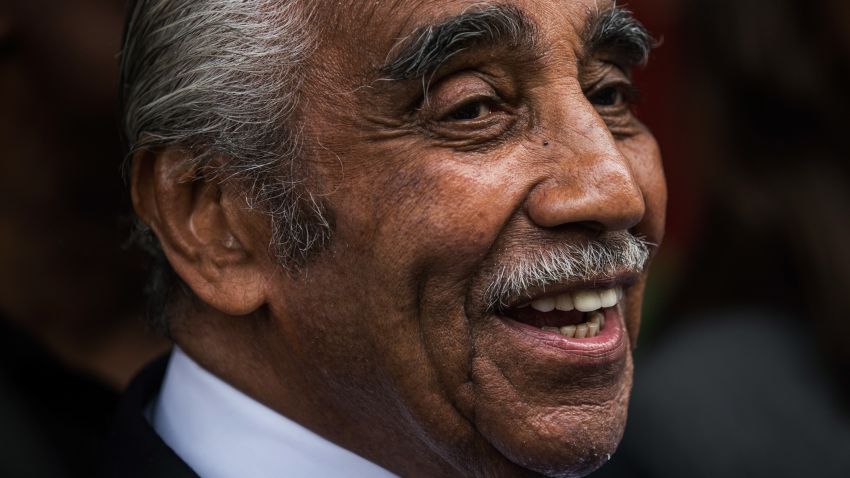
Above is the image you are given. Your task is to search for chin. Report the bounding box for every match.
[471,355,634,478]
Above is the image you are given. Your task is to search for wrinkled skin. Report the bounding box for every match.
[141,0,667,476]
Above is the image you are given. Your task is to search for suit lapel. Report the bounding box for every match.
[101,355,199,478]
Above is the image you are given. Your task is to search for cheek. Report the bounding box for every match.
[367,154,526,275]
[282,153,535,469]
[621,132,667,244]
[618,131,666,346]
[363,153,527,370]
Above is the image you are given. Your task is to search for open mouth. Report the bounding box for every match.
[500,287,623,339]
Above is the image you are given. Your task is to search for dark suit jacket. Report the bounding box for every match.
[101,356,198,477]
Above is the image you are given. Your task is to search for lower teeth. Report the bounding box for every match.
[541,311,605,338]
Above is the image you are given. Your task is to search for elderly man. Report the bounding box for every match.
[104,0,666,477]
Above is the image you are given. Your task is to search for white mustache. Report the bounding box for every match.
[485,231,653,311]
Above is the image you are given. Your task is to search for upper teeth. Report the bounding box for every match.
[528,287,623,313]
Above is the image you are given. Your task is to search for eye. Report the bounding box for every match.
[587,81,640,110]
[414,71,518,148]
[589,86,623,107]
[444,100,493,121]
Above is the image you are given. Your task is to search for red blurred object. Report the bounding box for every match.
[632,0,702,253]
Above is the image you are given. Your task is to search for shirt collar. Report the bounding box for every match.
[148,347,397,478]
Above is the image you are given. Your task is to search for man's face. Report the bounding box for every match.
[260,1,666,476]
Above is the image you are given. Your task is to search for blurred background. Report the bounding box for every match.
[594,0,850,476]
[0,1,167,477]
[0,0,848,477]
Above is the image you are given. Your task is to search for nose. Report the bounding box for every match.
[526,118,646,233]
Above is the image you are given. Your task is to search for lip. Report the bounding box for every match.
[496,306,627,364]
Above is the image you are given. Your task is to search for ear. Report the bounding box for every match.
[131,148,271,316]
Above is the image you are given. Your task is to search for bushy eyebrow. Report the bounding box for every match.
[583,6,655,67]
[379,5,537,81]
[378,3,654,82]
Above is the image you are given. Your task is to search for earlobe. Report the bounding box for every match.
[130,148,269,316]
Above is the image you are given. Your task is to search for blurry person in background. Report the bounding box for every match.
[592,0,850,476]
[0,1,166,477]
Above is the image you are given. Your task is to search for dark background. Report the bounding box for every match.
[1,0,848,476]
[597,0,850,476]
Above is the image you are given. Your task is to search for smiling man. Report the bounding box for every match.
[104,1,666,477]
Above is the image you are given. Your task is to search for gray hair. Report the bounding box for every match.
[485,232,653,311]
[120,0,328,330]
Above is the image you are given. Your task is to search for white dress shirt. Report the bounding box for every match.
[148,347,398,478]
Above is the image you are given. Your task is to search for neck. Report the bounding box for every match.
[171,307,465,477]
